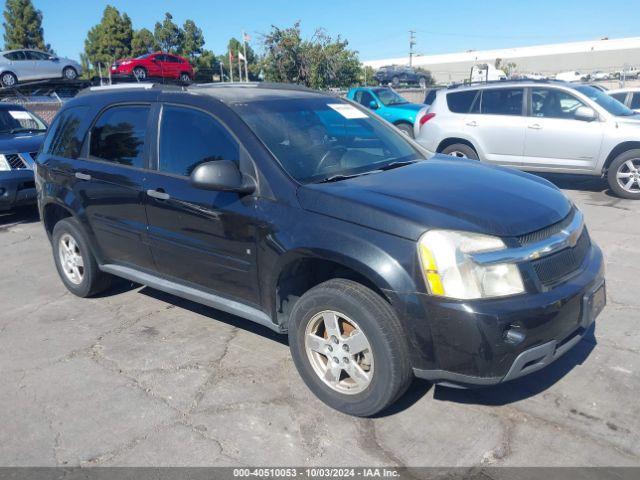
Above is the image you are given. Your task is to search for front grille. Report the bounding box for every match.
[6,154,26,169]
[518,208,575,245]
[532,229,591,287]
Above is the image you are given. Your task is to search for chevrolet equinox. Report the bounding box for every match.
[35,83,606,416]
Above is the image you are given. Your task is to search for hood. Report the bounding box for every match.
[0,133,45,154]
[387,103,424,112]
[297,156,571,240]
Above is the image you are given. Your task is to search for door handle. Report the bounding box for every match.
[528,124,542,130]
[466,121,478,127]
[75,172,91,181]
[147,189,170,200]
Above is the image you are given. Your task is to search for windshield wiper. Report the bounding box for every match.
[378,160,418,171]
[316,170,381,183]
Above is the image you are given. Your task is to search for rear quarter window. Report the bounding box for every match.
[42,106,89,159]
[446,90,479,113]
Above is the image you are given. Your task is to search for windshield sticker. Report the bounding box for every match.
[327,103,368,119]
[9,111,32,120]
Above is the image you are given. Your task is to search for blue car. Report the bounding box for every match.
[347,87,424,138]
[0,104,47,211]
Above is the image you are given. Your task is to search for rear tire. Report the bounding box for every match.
[52,218,112,297]
[132,66,147,81]
[395,122,414,138]
[441,143,478,160]
[1,71,17,87]
[418,76,427,89]
[391,76,400,87]
[607,149,640,199]
[288,279,412,417]
[179,72,191,83]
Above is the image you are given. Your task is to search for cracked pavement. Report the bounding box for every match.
[0,174,638,467]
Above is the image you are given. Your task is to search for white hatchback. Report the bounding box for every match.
[414,80,640,199]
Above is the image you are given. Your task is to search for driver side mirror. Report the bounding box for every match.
[190,160,255,194]
[48,56,59,61]
[368,100,379,110]
[575,106,597,122]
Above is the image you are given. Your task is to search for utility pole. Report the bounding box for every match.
[409,30,416,67]
[242,30,249,82]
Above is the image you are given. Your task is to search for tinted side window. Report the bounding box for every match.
[610,92,628,104]
[355,91,375,107]
[631,93,640,110]
[159,105,239,177]
[424,90,437,105]
[446,90,478,113]
[4,51,26,61]
[480,88,523,116]
[89,105,149,168]
[43,106,89,159]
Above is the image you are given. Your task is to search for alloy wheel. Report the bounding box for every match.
[2,73,16,86]
[133,67,146,80]
[304,310,374,395]
[58,233,85,285]
[616,158,640,193]
[447,150,468,159]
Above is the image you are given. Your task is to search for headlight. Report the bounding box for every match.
[0,154,10,171]
[418,230,525,299]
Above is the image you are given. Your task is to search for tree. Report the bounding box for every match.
[3,0,48,51]
[154,12,183,53]
[84,5,133,70]
[131,28,157,57]
[261,22,361,89]
[181,19,205,61]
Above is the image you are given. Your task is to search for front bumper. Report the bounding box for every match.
[0,170,36,211]
[407,243,605,387]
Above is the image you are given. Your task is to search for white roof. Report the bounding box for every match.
[364,37,640,69]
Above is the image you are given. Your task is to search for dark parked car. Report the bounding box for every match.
[36,83,605,416]
[0,103,47,211]
[375,65,431,88]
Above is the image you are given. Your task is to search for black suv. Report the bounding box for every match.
[36,83,605,416]
[375,65,431,88]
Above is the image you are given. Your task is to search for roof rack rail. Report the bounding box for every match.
[191,81,320,93]
[446,78,567,89]
[77,82,184,96]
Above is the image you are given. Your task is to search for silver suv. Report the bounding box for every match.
[414,80,640,199]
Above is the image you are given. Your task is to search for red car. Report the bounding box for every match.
[110,52,193,83]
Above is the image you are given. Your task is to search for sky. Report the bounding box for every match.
[1,0,640,61]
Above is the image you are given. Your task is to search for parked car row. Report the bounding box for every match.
[33,82,605,417]
[414,80,640,199]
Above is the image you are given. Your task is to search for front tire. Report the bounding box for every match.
[52,218,111,297]
[391,76,400,87]
[607,149,640,199]
[62,66,78,80]
[179,72,191,83]
[288,279,412,417]
[441,143,478,160]
[1,71,18,87]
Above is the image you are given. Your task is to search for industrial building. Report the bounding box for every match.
[363,36,640,84]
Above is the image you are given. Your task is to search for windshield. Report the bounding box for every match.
[135,53,152,59]
[574,85,636,116]
[373,88,408,106]
[233,97,422,183]
[0,108,47,134]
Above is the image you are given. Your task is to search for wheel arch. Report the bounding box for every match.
[602,141,640,173]
[0,69,18,83]
[271,250,398,329]
[436,137,478,155]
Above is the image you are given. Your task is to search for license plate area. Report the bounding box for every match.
[581,281,606,327]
